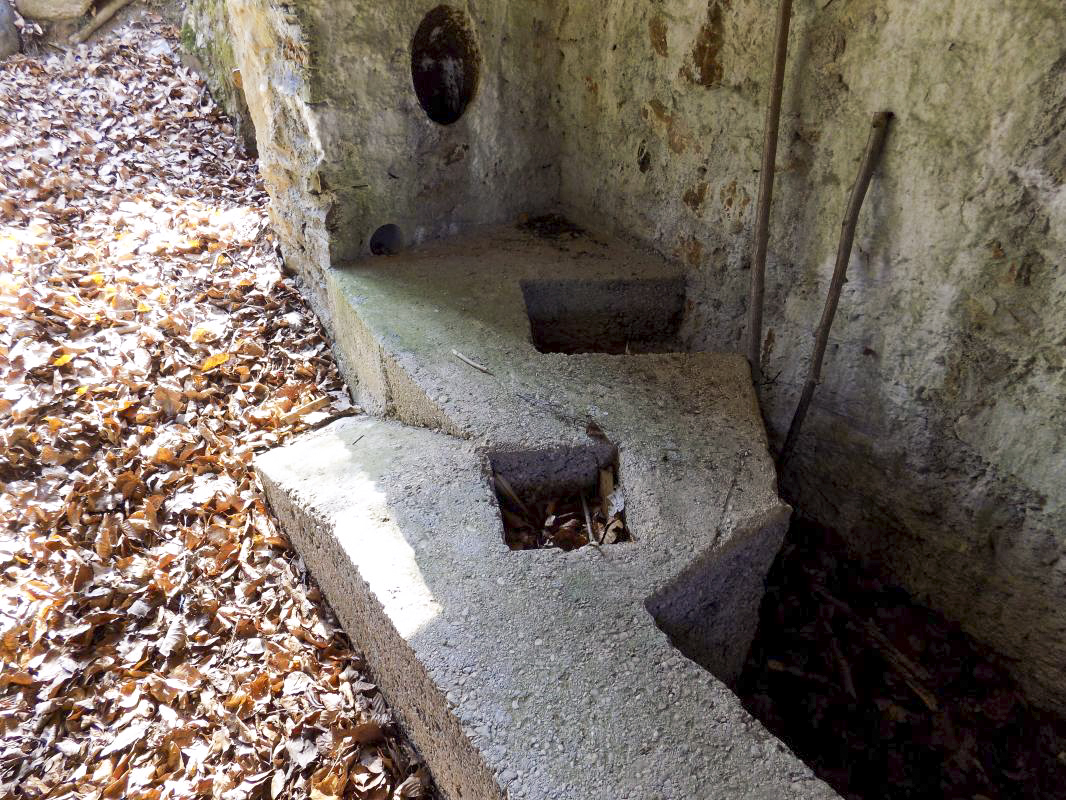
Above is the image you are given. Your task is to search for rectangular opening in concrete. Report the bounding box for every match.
[521,277,685,354]
[488,444,629,550]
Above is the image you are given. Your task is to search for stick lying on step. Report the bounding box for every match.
[778,111,893,469]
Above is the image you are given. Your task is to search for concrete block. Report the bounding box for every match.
[257,417,836,800]
[14,0,90,21]
[257,224,838,799]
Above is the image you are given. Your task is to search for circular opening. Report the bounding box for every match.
[369,224,405,255]
[411,5,480,125]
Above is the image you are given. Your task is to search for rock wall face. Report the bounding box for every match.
[187,0,1066,711]
[551,0,1066,712]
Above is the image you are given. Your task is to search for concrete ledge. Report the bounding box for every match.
[257,417,836,800]
[257,224,839,798]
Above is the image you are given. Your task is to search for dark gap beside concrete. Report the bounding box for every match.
[736,516,1066,800]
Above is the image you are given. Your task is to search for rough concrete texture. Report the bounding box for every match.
[191,0,1066,712]
[256,223,833,796]
[184,0,560,327]
[14,0,88,21]
[258,414,836,800]
[551,0,1066,715]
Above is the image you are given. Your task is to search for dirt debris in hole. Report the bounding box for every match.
[495,466,628,551]
[517,212,586,240]
[0,16,429,800]
[738,518,1066,800]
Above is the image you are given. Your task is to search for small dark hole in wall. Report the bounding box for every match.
[736,517,1066,800]
[369,224,404,255]
[489,445,629,551]
[411,5,480,125]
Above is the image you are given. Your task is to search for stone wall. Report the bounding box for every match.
[549,0,1066,714]
[185,0,560,321]
[186,0,1066,712]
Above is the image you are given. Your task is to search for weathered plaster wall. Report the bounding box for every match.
[552,0,1066,712]
[187,0,1066,712]
[185,0,560,321]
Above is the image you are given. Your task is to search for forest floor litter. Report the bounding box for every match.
[0,16,427,800]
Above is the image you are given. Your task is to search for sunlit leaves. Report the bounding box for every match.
[0,17,423,800]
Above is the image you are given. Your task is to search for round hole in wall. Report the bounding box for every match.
[370,224,405,255]
[411,5,480,125]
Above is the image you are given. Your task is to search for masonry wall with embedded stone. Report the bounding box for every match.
[186,0,1066,713]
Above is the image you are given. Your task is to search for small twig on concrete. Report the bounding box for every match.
[746,0,794,385]
[451,349,492,375]
[299,408,362,433]
[710,460,740,549]
[778,111,892,468]
[70,0,137,44]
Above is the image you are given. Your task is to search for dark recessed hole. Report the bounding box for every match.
[411,5,480,126]
[655,514,1066,800]
[489,445,629,551]
[522,277,686,354]
[369,223,404,255]
[736,517,1066,799]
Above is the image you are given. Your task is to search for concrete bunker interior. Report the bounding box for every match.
[187,0,1066,797]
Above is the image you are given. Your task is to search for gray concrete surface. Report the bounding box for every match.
[255,224,839,798]
[0,1,18,59]
[191,0,1066,712]
[258,417,836,800]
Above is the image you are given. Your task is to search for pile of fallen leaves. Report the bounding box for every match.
[495,467,628,551]
[0,17,427,800]
[739,519,1066,800]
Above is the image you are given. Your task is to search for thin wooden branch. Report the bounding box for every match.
[70,0,136,45]
[778,111,893,468]
[746,0,794,385]
[815,586,937,711]
[451,349,492,375]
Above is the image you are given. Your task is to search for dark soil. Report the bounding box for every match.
[738,518,1066,800]
[518,213,586,240]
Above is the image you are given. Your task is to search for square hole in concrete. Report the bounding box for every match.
[489,444,629,550]
[521,277,685,354]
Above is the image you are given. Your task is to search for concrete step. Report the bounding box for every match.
[257,416,836,800]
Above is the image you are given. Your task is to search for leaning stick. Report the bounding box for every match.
[778,111,893,468]
[746,0,794,385]
[70,0,137,44]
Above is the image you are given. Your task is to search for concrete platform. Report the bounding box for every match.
[256,224,839,799]
[258,418,835,800]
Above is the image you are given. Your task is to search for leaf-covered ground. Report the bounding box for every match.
[0,16,427,800]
